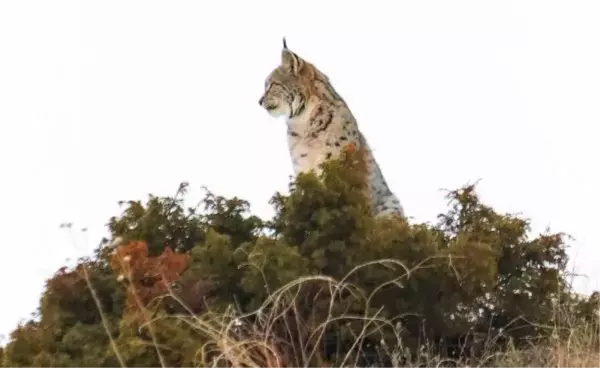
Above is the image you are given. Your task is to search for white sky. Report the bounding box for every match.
[0,0,599,341]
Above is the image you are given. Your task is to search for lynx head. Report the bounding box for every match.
[259,38,319,119]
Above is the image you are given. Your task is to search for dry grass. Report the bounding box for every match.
[82,256,599,367]
[488,331,599,367]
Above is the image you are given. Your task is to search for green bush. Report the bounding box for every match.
[2,150,597,367]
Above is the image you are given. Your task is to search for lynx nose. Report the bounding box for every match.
[258,96,264,106]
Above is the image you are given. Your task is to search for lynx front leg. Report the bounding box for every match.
[291,149,328,177]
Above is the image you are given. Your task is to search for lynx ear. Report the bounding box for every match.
[281,40,302,75]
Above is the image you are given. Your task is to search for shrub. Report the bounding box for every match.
[2,149,598,367]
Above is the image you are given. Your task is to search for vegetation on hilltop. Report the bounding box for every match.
[1,149,598,367]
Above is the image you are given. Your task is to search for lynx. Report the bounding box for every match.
[258,39,404,218]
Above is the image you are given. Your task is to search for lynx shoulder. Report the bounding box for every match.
[258,38,404,218]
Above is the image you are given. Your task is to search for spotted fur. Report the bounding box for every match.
[258,39,404,218]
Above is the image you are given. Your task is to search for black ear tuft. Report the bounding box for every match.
[283,37,288,49]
